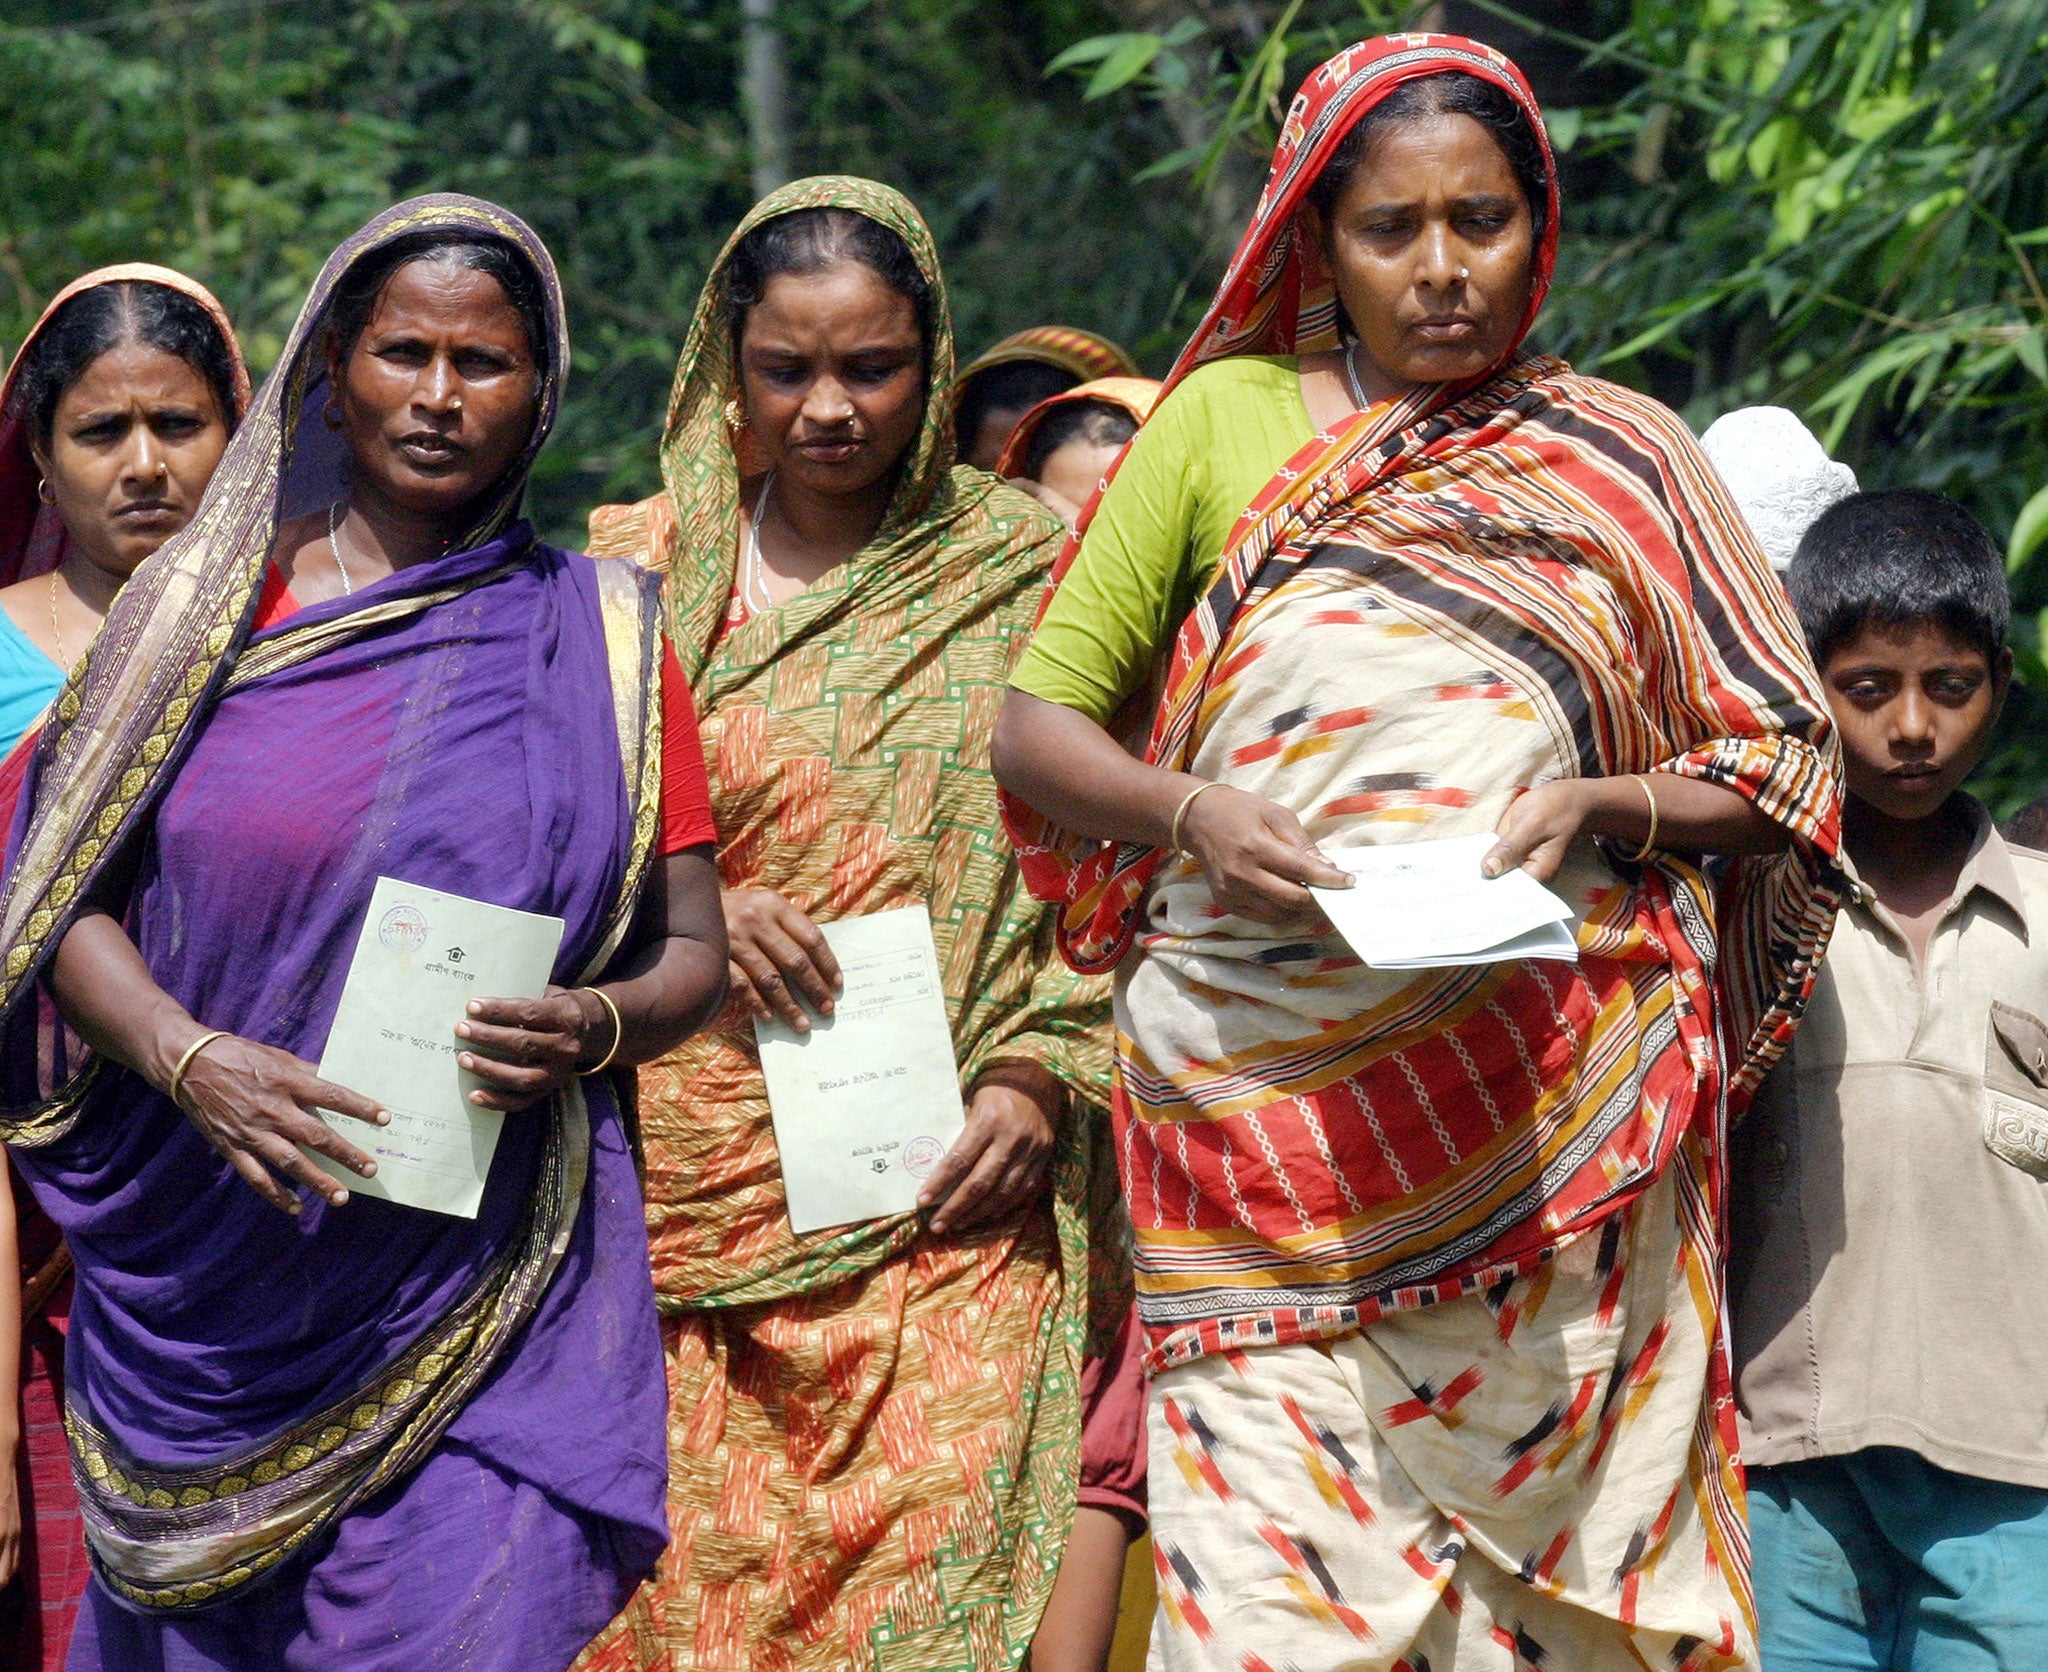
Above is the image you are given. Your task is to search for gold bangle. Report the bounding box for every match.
[1169,779,1223,854]
[1621,774,1661,865]
[576,986,624,1076]
[166,1029,230,1110]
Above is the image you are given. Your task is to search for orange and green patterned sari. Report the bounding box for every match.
[578,177,1114,1672]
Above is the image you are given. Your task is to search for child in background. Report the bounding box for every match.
[997,378,1159,528]
[1733,488,2048,1669]
[1000,373,1160,1672]
[953,326,1140,472]
[1010,399,1137,526]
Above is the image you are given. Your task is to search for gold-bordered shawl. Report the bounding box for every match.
[0,196,670,1612]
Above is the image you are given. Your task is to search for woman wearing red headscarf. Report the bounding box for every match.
[0,264,247,1671]
[995,36,1840,1670]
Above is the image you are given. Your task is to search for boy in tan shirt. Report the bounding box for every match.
[1733,488,2048,1669]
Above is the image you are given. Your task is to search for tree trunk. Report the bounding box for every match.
[741,0,793,199]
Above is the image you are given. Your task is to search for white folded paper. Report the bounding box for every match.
[756,904,967,1235]
[1310,832,1579,969]
[307,877,565,1218]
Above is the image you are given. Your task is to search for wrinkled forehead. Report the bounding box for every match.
[277,229,560,522]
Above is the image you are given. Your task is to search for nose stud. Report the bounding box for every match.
[1458,266,1470,281]
[448,396,464,413]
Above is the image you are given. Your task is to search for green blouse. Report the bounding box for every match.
[1007,355,1315,723]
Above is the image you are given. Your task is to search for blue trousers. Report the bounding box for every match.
[1749,1449,2048,1671]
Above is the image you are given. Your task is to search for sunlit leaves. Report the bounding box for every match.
[1046,27,1197,99]
[2012,484,2048,573]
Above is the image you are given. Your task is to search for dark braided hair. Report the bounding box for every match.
[1307,71,1550,249]
[325,230,551,377]
[8,281,240,447]
[725,208,934,358]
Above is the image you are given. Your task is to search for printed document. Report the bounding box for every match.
[1311,832,1579,969]
[757,904,966,1234]
[308,877,565,1218]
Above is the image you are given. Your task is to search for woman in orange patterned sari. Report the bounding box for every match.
[578,177,1113,1672]
[995,36,1841,1672]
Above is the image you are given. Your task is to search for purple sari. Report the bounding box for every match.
[0,199,669,1670]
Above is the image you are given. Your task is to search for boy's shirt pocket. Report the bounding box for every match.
[1984,1001,2048,1179]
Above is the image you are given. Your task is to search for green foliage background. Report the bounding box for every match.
[3,0,2045,798]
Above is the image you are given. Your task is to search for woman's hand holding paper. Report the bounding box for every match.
[47,907,388,1215]
[1177,780,1351,926]
[454,989,608,1112]
[174,1034,388,1215]
[723,887,843,1032]
[1484,773,1792,882]
[1484,779,1597,883]
[918,1075,1058,1236]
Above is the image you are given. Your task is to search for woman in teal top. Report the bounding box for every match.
[0,263,243,1670]
[0,266,247,758]
[0,619,62,760]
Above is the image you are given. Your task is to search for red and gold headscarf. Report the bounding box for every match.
[1020,34,1559,600]
[1169,32,1558,386]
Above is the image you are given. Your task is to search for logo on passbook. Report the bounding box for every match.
[378,904,430,954]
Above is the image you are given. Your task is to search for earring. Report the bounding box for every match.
[723,396,746,431]
[35,478,52,505]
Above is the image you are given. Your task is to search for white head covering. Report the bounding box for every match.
[1699,406,1859,572]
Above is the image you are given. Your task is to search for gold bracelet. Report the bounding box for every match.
[1169,780,1223,853]
[1621,774,1661,864]
[576,986,624,1076]
[166,1029,230,1110]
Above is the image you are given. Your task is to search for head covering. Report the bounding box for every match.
[1171,32,1558,387]
[1022,34,1562,614]
[618,174,1068,673]
[0,264,250,587]
[955,324,1140,393]
[1699,406,1859,572]
[0,195,566,1014]
[993,375,1162,480]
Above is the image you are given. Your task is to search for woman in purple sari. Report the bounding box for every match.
[0,196,728,1669]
